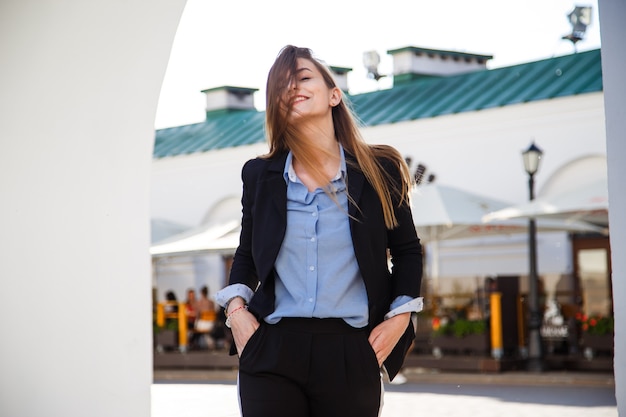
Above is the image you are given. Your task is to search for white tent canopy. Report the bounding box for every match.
[411,183,603,243]
[150,195,243,256]
[482,177,609,226]
[150,219,240,256]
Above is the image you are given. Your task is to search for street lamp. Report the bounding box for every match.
[522,141,545,372]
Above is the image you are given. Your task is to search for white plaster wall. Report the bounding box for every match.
[598,0,625,411]
[541,155,607,196]
[152,93,606,228]
[0,1,186,416]
[435,232,571,279]
[364,93,607,205]
[152,143,268,226]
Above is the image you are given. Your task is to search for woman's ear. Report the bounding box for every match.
[330,87,342,107]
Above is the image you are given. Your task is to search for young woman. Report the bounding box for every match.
[216,45,423,417]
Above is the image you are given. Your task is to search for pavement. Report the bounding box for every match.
[153,367,615,388]
[152,368,618,417]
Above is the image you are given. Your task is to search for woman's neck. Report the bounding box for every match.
[294,113,335,144]
[289,113,341,190]
[292,137,340,191]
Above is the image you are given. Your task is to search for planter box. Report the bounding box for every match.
[155,329,179,352]
[431,334,489,356]
[581,333,613,358]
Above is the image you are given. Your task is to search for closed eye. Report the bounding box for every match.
[296,66,313,81]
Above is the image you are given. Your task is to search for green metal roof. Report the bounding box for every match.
[154,49,602,158]
[154,111,265,157]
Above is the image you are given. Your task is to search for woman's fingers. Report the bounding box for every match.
[229,311,259,356]
[368,313,410,366]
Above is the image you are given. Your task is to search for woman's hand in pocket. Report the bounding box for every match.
[229,309,260,357]
[368,313,410,367]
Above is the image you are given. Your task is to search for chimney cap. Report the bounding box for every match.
[201,85,259,116]
[200,85,259,95]
[328,66,352,92]
[387,46,493,64]
[329,65,353,75]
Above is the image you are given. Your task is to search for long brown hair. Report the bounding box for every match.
[264,45,411,229]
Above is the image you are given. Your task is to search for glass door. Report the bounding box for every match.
[572,235,613,317]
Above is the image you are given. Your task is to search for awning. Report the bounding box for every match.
[150,219,240,256]
[482,178,609,227]
[411,183,604,243]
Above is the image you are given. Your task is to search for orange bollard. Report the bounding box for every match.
[178,302,188,349]
[156,303,165,327]
[490,292,503,359]
[517,295,527,357]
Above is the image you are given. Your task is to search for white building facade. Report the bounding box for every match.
[151,48,610,325]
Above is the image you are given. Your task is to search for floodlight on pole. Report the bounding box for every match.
[562,6,592,51]
[363,50,385,81]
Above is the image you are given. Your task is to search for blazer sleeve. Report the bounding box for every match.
[383,159,423,302]
[228,159,261,292]
[380,157,423,381]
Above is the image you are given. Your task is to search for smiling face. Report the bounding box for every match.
[285,58,341,122]
[265,46,349,154]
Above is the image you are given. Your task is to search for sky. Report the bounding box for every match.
[155,0,601,130]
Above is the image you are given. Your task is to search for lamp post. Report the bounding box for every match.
[522,141,545,372]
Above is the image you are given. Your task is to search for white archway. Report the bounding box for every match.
[0,2,186,416]
[539,154,607,197]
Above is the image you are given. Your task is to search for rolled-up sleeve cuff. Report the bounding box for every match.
[384,297,424,320]
[216,284,254,308]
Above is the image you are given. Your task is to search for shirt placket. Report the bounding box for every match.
[304,194,319,315]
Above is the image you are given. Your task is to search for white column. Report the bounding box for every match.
[0,1,186,416]
[599,0,626,413]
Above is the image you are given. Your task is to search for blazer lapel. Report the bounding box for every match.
[267,154,288,224]
[346,152,366,219]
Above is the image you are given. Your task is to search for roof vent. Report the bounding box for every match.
[201,86,259,116]
[387,46,493,85]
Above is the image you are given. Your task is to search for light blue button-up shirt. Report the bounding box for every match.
[216,145,422,326]
[265,146,369,327]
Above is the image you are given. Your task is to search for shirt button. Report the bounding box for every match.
[310,237,315,242]
[308,298,313,303]
[309,266,315,271]
[311,212,317,217]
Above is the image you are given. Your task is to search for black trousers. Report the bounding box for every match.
[238,318,383,417]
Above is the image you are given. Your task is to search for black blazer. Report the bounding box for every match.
[228,150,423,379]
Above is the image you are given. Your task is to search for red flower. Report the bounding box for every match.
[577,314,614,335]
[432,317,441,331]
